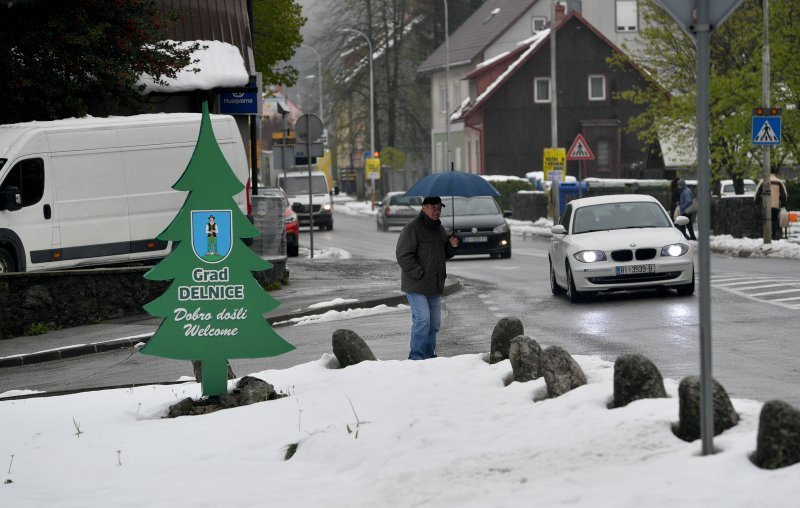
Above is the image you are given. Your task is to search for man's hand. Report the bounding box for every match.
[449,235,459,248]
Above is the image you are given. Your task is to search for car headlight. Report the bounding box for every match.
[493,223,509,234]
[661,244,689,257]
[322,203,332,212]
[573,250,607,263]
[285,212,297,224]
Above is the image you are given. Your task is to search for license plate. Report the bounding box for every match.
[463,236,488,243]
[616,264,655,275]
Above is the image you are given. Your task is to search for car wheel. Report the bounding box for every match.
[566,262,583,303]
[0,248,15,273]
[287,243,299,257]
[550,259,565,295]
[676,269,695,296]
[327,223,333,231]
[501,249,511,259]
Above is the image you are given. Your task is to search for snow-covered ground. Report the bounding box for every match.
[2,353,795,508]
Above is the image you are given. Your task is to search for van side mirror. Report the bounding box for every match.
[0,186,22,211]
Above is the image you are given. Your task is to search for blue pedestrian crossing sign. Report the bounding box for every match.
[752,115,781,145]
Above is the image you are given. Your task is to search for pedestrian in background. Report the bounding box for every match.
[755,170,788,240]
[677,179,697,240]
[670,177,681,220]
[396,196,458,360]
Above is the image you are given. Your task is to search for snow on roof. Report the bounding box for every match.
[452,29,550,121]
[137,40,249,93]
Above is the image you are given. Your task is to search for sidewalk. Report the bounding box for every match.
[0,258,461,368]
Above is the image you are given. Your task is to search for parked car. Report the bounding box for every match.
[548,194,694,302]
[718,178,756,197]
[259,187,299,257]
[376,192,422,231]
[439,196,511,258]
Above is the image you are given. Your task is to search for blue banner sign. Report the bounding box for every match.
[219,91,258,115]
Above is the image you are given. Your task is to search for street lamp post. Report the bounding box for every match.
[338,28,375,156]
[301,44,324,125]
[443,0,451,172]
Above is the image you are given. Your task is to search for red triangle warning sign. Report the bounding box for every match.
[567,133,595,160]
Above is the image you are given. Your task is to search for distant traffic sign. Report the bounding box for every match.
[543,147,566,181]
[567,134,595,160]
[752,115,781,146]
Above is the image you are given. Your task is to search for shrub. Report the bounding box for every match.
[491,180,535,212]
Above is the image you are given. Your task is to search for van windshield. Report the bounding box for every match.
[281,175,328,195]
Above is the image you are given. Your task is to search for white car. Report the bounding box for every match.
[718,178,756,197]
[548,194,694,302]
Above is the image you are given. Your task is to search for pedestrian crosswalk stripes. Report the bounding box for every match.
[711,273,800,309]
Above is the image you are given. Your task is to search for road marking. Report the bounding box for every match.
[712,273,800,309]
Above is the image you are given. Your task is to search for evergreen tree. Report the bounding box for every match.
[142,103,294,397]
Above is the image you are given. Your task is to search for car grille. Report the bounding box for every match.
[610,248,657,261]
[588,271,682,284]
[454,226,494,233]
[293,204,321,213]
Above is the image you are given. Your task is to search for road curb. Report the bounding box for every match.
[0,279,463,369]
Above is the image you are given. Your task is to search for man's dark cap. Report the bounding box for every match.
[422,196,445,207]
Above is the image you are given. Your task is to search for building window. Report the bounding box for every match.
[616,0,638,32]
[439,80,447,114]
[466,141,472,171]
[452,81,461,109]
[531,16,547,33]
[597,140,611,167]
[534,77,550,103]
[588,75,606,101]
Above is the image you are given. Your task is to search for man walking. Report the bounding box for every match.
[396,196,458,360]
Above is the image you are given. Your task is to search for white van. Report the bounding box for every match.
[0,113,251,273]
[277,171,333,231]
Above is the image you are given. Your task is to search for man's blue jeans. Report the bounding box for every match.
[405,292,442,360]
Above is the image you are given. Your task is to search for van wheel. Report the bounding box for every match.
[0,248,16,273]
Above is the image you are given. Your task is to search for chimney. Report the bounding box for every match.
[555,3,565,22]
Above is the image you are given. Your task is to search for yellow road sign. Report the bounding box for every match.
[543,148,565,181]
[365,158,381,180]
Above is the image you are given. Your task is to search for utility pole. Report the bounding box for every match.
[550,0,560,220]
[761,0,772,244]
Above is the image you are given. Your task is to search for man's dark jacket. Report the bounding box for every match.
[396,213,456,295]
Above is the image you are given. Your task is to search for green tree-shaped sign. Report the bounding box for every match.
[141,102,294,396]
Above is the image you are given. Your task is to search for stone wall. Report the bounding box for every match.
[0,260,287,340]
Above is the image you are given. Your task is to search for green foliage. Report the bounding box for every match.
[23,323,47,336]
[284,442,298,460]
[611,0,800,181]
[263,280,283,292]
[252,0,306,87]
[0,0,201,123]
[491,180,535,213]
[785,179,800,210]
[380,147,406,170]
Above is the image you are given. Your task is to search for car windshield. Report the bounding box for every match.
[0,159,6,171]
[439,196,501,216]
[281,176,328,195]
[390,195,422,206]
[572,201,671,234]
